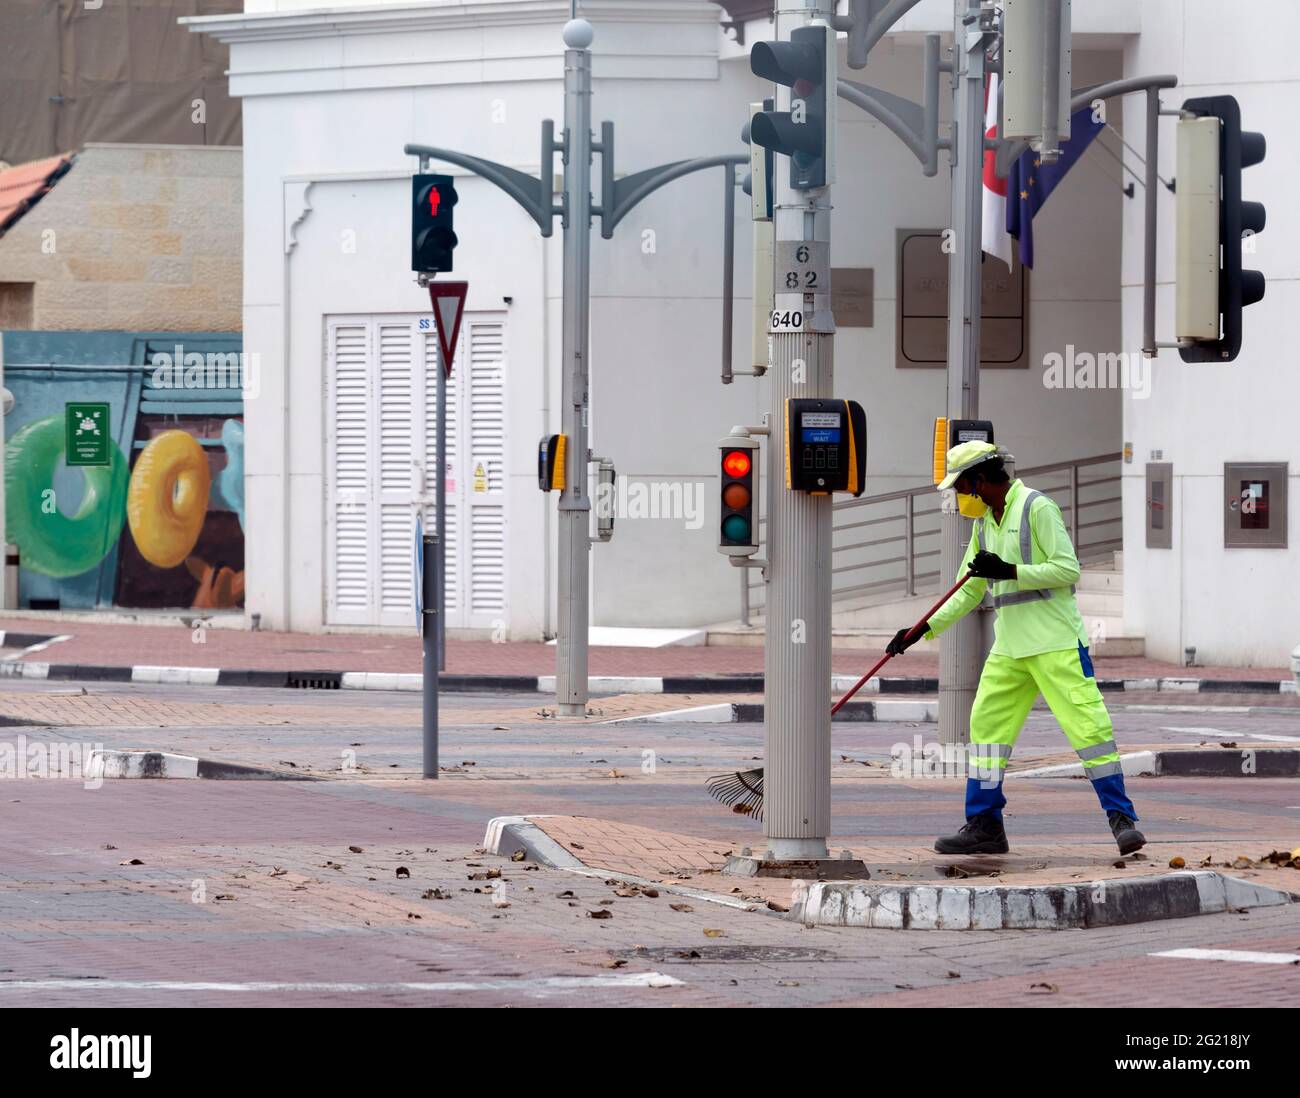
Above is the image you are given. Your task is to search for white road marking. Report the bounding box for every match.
[0,973,683,993]
[1150,948,1300,966]
[1158,726,1300,744]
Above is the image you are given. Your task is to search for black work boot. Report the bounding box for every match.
[1108,811,1146,855]
[934,812,1009,855]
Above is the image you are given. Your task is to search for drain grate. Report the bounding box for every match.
[613,945,835,964]
[287,672,342,690]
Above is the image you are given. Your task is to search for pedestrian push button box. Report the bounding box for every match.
[784,398,866,496]
[538,434,567,492]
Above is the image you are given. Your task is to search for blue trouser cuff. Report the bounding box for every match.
[1090,772,1137,820]
[964,776,1007,820]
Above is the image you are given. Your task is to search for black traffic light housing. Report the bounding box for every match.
[749,25,834,190]
[412,174,459,274]
[718,436,759,557]
[1179,95,1266,363]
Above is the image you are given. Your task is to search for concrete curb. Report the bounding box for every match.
[86,749,314,781]
[0,659,1293,696]
[790,870,1293,930]
[483,816,586,869]
[1010,748,1300,779]
[484,816,1294,931]
[482,816,785,915]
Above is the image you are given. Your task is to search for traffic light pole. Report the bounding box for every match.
[937,0,992,765]
[763,0,836,860]
[406,19,744,718]
[555,22,595,716]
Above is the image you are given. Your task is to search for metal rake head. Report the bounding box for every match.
[705,767,765,823]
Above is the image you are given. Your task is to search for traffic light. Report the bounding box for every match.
[718,435,759,557]
[741,100,774,221]
[412,174,459,274]
[749,24,836,190]
[1178,95,1266,363]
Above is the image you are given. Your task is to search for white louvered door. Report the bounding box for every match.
[326,312,507,629]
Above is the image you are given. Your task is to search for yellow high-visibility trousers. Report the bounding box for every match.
[964,644,1137,819]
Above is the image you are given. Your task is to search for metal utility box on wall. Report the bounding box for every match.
[1223,462,1287,549]
[896,230,1028,369]
[1145,462,1172,549]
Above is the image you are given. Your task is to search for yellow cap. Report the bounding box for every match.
[937,440,998,491]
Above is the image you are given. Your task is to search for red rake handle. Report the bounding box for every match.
[830,572,974,715]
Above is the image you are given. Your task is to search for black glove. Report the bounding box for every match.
[886,622,928,657]
[969,550,1017,581]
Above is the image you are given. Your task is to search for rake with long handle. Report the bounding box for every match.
[705,572,974,822]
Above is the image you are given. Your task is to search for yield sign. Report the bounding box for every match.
[427,281,468,377]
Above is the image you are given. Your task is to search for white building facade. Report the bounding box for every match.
[190,0,1296,667]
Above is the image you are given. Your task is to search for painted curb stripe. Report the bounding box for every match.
[0,660,1289,698]
[1150,948,1300,965]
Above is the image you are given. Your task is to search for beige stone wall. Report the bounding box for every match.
[0,144,241,332]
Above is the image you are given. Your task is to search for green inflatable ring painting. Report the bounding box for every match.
[4,413,129,578]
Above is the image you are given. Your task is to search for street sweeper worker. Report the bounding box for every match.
[885,440,1145,857]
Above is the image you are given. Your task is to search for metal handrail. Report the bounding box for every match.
[740,451,1124,626]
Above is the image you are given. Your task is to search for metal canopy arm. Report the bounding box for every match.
[405,131,561,237]
[836,34,945,177]
[846,0,929,69]
[992,74,1179,177]
[599,132,746,239]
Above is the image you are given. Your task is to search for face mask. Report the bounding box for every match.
[957,492,987,519]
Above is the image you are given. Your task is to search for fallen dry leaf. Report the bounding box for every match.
[1169,856,1186,868]
[396,866,411,879]
[119,859,144,866]
[510,850,526,862]
[669,903,694,913]
[588,909,613,919]
[703,928,724,938]
[1028,982,1059,995]
[348,845,364,854]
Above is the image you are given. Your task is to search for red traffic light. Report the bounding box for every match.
[428,186,441,217]
[723,450,752,478]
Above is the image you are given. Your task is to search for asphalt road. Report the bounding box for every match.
[0,680,1296,1009]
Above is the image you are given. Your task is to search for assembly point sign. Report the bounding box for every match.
[65,403,111,467]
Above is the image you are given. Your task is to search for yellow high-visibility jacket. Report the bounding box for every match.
[925,479,1089,659]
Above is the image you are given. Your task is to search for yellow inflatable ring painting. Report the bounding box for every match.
[4,414,128,578]
[127,430,211,569]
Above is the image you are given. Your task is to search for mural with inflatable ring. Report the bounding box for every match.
[5,414,246,609]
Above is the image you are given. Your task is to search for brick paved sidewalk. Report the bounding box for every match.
[1,615,1290,683]
[522,815,1300,911]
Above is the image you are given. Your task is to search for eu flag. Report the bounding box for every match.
[1006,106,1104,268]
